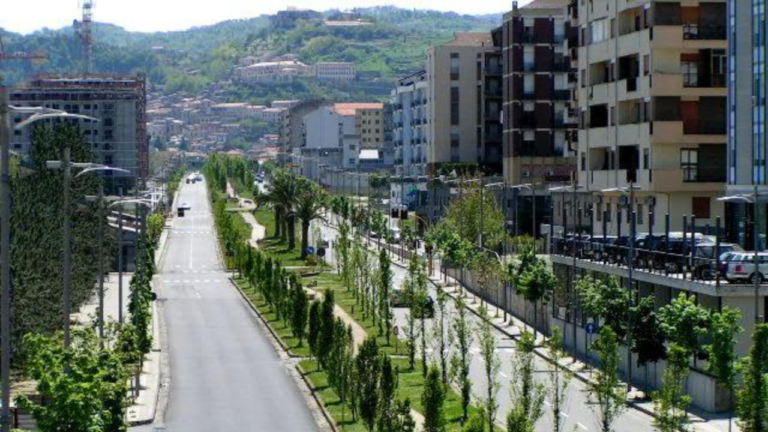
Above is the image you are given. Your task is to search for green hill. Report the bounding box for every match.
[0,7,500,102]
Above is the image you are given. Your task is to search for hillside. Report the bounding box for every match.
[0,7,500,102]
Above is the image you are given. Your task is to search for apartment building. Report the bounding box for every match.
[236,60,310,84]
[574,0,727,235]
[314,62,356,82]
[391,71,429,178]
[502,0,578,236]
[355,104,385,148]
[11,74,148,191]
[726,0,768,248]
[426,32,503,175]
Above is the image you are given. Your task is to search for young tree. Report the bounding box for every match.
[545,328,573,432]
[463,411,487,432]
[587,326,625,432]
[451,296,474,423]
[291,281,309,346]
[412,257,430,378]
[318,289,336,369]
[507,331,545,432]
[422,365,447,432]
[378,355,398,432]
[706,307,742,432]
[393,398,417,432]
[658,292,711,359]
[478,306,501,430]
[653,343,692,432]
[577,275,629,339]
[379,248,394,343]
[308,300,321,362]
[433,290,452,386]
[356,337,382,432]
[737,323,768,432]
[516,257,556,337]
[629,296,667,377]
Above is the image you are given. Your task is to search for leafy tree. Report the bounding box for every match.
[356,337,381,432]
[577,275,629,339]
[440,178,506,248]
[507,331,545,432]
[379,248,394,343]
[292,179,327,258]
[515,257,556,337]
[308,300,321,362]
[422,365,447,432]
[16,329,130,432]
[378,355,398,432]
[546,328,573,432]
[737,324,768,432]
[450,296,474,423]
[587,326,625,432]
[658,293,711,359]
[653,343,692,432]
[630,296,667,369]
[463,411,487,432]
[478,306,501,431]
[433,291,452,386]
[392,398,417,432]
[706,307,742,432]
[291,280,309,346]
[318,289,336,369]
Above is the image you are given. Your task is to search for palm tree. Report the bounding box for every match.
[261,169,300,244]
[292,179,328,259]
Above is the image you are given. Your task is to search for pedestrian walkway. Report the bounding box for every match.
[241,211,266,248]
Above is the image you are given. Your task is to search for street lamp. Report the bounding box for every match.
[719,185,766,324]
[602,183,641,394]
[46,159,126,347]
[109,198,153,325]
[0,89,99,432]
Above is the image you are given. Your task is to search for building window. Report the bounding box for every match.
[581,152,586,171]
[450,88,460,125]
[643,148,650,169]
[681,55,699,87]
[590,18,610,43]
[643,54,650,76]
[637,204,644,225]
[596,203,603,222]
[681,149,698,181]
[606,202,612,222]
[450,53,460,80]
[692,197,711,219]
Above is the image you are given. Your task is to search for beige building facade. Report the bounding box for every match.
[574,0,728,234]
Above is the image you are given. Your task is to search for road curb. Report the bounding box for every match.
[228,278,301,358]
[295,363,341,432]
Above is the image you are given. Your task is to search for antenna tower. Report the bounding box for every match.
[76,0,94,74]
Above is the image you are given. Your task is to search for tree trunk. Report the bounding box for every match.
[274,209,282,238]
[288,216,296,250]
[301,221,310,259]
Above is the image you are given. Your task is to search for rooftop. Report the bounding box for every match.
[440,32,493,48]
[333,103,384,116]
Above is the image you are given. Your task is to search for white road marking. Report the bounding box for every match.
[561,412,569,418]
[543,400,551,407]
[498,372,508,378]
[576,422,588,431]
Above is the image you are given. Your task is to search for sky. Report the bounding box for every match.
[1,0,521,35]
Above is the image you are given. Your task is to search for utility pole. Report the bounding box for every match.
[0,85,12,432]
[118,203,124,324]
[97,180,105,347]
[62,145,73,348]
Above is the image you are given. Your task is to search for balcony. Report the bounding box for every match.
[683,119,726,136]
[683,24,726,41]
[652,169,726,193]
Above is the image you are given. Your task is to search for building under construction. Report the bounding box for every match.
[10,74,149,191]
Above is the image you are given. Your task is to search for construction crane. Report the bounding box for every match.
[74,0,94,74]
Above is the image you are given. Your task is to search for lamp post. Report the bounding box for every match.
[108,198,152,324]
[0,94,99,431]
[46,160,128,346]
[719,185,766,324]
[602,183,641,393]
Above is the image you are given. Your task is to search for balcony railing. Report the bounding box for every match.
[683,119,726,135]
[683,24,726,41]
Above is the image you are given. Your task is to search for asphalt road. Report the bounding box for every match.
[315,219,656,432]
[133,179,319,432]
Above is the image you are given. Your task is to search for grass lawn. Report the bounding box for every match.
[252,208,327,269]
[234,276,311,357]
[298,355,483,432]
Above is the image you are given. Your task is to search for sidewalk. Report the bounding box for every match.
[323,218,735,432]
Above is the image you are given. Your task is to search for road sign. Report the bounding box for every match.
[585,322,597,335]
[317,248,326,257]
[306,246,316,255]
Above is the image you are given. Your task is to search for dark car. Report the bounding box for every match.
[390,290,435,318]
[692,243,745,280]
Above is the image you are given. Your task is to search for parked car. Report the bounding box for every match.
[692,243,745,279]
[588,236,618,261]
[390,289,435,318]
[179,202,192,211]
[726,252,768,284]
